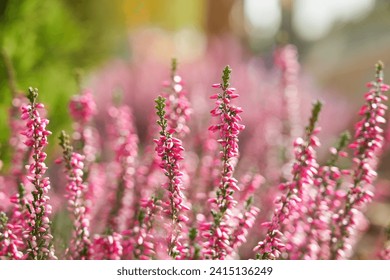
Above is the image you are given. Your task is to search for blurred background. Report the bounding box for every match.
[1,0,390,139]
[1,0,390,259]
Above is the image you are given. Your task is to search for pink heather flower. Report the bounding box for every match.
[154,96,188,259]
[124,197,162,260]
[84,163,107,233]
[3,184,29,259]
[162,58,192,137]
[58,131,91,259]
[202,66,244,260]
[106,105,139,232]
[20,87,56,260]
[229,174,263,255]
[330,62,389,259]
[91,233,123,260]
[9,95,29,186]
[274,44,302,152]
[254,101,322,260]
[69,89,99,164]
[0,212,24,259]
[295,133,350,259]
[231,205,259,251]
[238,174,264,204]
[69,89,96,123]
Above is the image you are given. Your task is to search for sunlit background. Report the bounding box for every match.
[2,0,389,148]
[1,0,389,101]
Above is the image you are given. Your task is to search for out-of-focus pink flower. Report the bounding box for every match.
[69,89,99,165]
[59,131,91,259]
[69,89,96,123]
[9,96,29,188]
[91,233,123,260]
[162,59,192,138]
[0,212,24,259]
[106,105,139,232]
[124,197,162,260]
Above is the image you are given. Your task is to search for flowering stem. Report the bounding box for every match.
[154,96,187,259]
[255,101,322,260]
[59,131,91,259]
[22,87,55,260]
[132,196,161,260]
[205,66,244,259]
[298,131,350,259]
[230,197,259,250]
[330,62,389,259]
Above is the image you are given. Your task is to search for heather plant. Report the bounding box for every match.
[1,47,390,260]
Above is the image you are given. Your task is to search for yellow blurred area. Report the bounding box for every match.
[122,0,205,30]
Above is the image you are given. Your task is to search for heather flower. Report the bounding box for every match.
[162,58,192,137]
[229,174,263,253]
[154,96,189,259]
[58,131,91,259]
[84,163,107,232]
[107,104,139,232]
[125,197,162,260]
[231,198,259,251]
[9,95,30,186]
[20,87,56,260]
[3,95,32,253]
[202,66,245,260]
[160,59,192,232]
[0,212,24,259]
[254,101,322,260]
[297,132,350,259]
[68,89,101,231]
[69,89,96,124]
[91,233,123,260]
[330,62,389,259]
[69,89,99,164]
[4,183,28,259]
[274,44,302,156]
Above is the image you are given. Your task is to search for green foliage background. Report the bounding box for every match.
[0,0,125,165]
